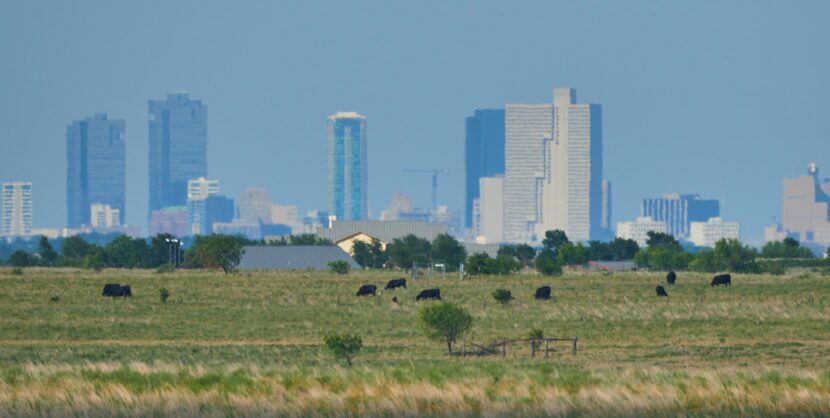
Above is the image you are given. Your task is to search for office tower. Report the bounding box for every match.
[477,176,504,243]
[782,163,830,242]
[689,218,740,247]
[616,216,667,247]
[237,188,272,224]
[1,182,32,237]
[186,177,223,235]
[465,109,505,229]
[601,180,612,232]
[66,113,126,228]
[271,204,301,232]
[642,193,720,239]
[90,204,120,229]
[327,112,368,221]
[535,89,603,242]
[148,93,207,215]
[148,206,189,237]
[503,104,552,242]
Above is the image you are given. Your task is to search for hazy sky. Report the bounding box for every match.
[1,0,828,244]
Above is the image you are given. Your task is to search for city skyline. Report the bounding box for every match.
[1,2,829,244]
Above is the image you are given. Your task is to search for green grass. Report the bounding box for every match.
[0,267,829,416]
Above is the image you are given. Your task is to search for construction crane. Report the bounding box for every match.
[404,169,448,211]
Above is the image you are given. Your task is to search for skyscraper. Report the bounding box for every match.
[237,187,272,224]
[66,113,126,228]
[465,109,505,229]
[504,104,552,242]
[537,88,604,242]
[148,93,207,216]
[186,177,222,235]
[327,112,367,221]
[782,163,830,242]
[642,193,720,239]
[1,182,32,237]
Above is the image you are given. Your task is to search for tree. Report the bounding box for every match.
[187,235,245,274]
[386,234,431,269]
[8,250,34,267]
[635,247,690,271]
[534,249,562,276]
[542,230,570,252]
[324,334,363,367]
[106,235,149,268]
[430,234,467,271]
[58,235,95,267]
[646,231,682,252]
[37,236,57,266]
[760,238,814,259]
[289,234,333,246]
[498,244,536,267]
[328,260,350,275]
[609,238,639,261]
[147,234,175,268]
[351,239,387,269]
[587,241,613,261]
[556,243,589,266]
[491,289,513,305]
[712,239,757,273]
[419,302,473,354]
[466,253,521,275]
[83,248,107,272]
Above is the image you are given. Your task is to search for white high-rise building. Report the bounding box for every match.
[187,177,220,201]
[476,176,504,244]
[90,203,121,229]
[536,88,603,242]
[271,204,301,231]
[2,182,32,237]
[689,217,740,247]
[504,104,552,242]
[237,188,272,224]
[616,216,667,247]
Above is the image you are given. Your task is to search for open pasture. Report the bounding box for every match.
[0,267,829,417]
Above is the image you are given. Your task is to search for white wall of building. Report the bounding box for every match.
[688,217,740,247]
[1,182,32,237]
[616,216,667,247]
[477,176,504,243]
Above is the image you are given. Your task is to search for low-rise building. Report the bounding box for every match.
[148,206,189,237]
[688,217,740,248]
[616,216,668,247]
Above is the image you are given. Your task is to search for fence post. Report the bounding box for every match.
[572,337,578,355]
[462,336,466,357]
[545,339,549,359]
[531,340,535,357]
[502,343,506,357]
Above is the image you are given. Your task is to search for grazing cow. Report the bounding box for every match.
[385,278,407,290]
[535,286,552,300]
[356,284,377,297]
[102,284,132,297]
[656,285,668,297]
[416,288,441,301]
[666,271,677,285]
[711,274,732,287]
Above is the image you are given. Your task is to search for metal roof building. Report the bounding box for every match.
[238,246,360,270]
[316,220,449,243]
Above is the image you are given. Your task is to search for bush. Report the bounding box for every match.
[419,302,473,354]
[156,263,176,274]
[50,295,60,303]
[534,252,562,276]
[10,267,23,276]
[323,334,363,367]
[492,289,513,305]
[159,288,170,303]
[83,252,106,272]
[529,328,544,350]
[328,260,350,275]
[9,250,34,268]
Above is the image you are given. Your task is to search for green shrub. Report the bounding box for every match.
[159,288,170,303]
[529,328,544,350]
[50,295,60,303]
[323,334,363,367]
[418,302,473,354]
[156,263,176,274]
[10,267,23,276]
[328,260,350,275]
[492,289,513,305]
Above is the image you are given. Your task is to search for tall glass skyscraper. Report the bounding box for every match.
[66,113,126,228]
[464,109,505,229]
[327,112,367,221]
[148,93,207,216]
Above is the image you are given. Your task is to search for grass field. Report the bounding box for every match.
[0,267,829,417]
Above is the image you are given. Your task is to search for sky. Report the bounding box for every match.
[1,0,829,244]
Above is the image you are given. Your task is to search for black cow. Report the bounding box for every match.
[385,278,407,290]
[356,284,377,296]
[711,274,732,287]
[535,286,552,300]
[666,271,677,285]
[416,288,441,301]
[656,285,668,297]
[102,284,132,297]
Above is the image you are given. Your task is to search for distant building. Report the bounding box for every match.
[148,93,207,216]
[1,182,32,237]
[317,220,448,244]
[465,109,505,229]
[90,204,120,229]
[238,246,359,270]
[188,195,234,236]
[601,180,612,235]
[537,88,604,242]
[187,177,219,201]
[616,216,668,247]
[689,217,740,247]
[237,188,272,224]
[782,163,830,243]
[504,103,552,243]
[476,176,504,244]
[379,193,414,221]
[335,232,387,256]
[764,224,797,243]
[212,220,261,240]
[461,242,500,258]
[642,193,719,239]
[271,204,300,232]
[66,113,126,227]
[327,112,368,221]
[148,206,189,237]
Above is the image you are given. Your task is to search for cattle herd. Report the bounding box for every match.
[354,278,554,303]
[655,272,734,298]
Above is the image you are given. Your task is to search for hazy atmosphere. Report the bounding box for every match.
[1,0,829,242]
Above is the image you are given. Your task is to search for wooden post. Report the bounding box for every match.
[531,340,535,357]
[545,339,549,359]
[462,336,466,357]
[572,337,578,355]
[502,343,506,357]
